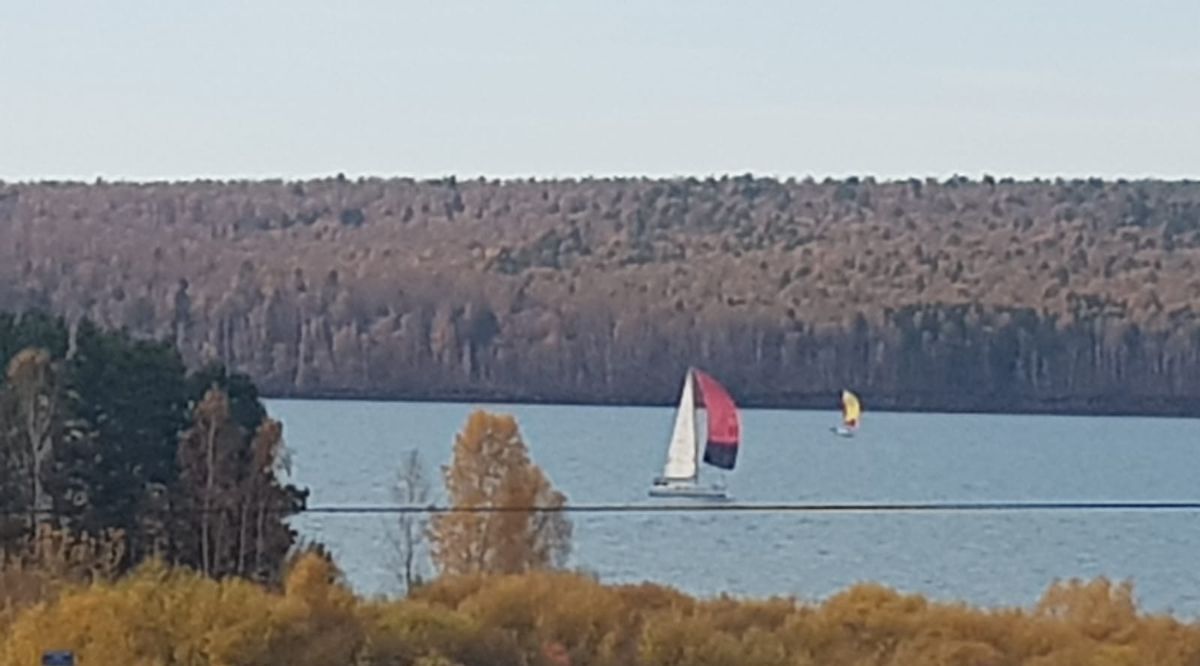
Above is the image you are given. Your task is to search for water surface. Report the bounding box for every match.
[269,399,1200,615]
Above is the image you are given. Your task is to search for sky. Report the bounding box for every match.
[1,0,1198,182]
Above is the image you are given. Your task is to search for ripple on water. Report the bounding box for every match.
[271,400,1200,616]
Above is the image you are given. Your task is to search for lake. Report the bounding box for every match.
[267,399,1200,616]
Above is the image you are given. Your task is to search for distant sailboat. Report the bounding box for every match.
[649,368,740,499]
[832,389,861,437]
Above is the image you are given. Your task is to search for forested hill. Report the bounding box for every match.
[2,176,1199,415]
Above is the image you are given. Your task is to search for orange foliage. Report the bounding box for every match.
[429,410,572,576]
[3,560,1200,666]
[0,525,123,633]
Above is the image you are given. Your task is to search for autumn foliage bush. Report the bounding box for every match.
[3,555,1200,666]
[0,526,123,635]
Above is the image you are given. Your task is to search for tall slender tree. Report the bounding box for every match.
[391,448,430,592]
[4,348,61,531]
[174,384,306,582]
[429,410,571,575]
[244,416,293,579]
[177,387,241,576]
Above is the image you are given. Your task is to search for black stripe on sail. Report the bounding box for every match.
[703,441,737,470]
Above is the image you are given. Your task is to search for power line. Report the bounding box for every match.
[299,500,1200,515]
[11,500,1200,519]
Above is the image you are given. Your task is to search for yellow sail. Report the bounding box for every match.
[841,390,861,428]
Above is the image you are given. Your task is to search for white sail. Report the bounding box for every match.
[661,371,697,480]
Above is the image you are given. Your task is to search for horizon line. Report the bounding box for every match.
[3,171,1199,186]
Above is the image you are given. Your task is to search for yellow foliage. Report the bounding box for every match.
[3,523,125,581]
[410,571,493,608]
[0,525,124,633]
[360,600,518,666]
[1035,577,1138,641]
[0,553,362,666]
[429,410,572,576]
[2,560,1200,666]
[611,580,696,615]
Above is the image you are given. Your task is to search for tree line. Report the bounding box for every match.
[2,176,1199,414]
[0,311,572,586]
[0,310,308,582]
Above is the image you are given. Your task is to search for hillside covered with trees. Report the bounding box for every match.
[2,176,1199,414]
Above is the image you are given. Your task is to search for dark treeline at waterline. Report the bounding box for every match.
[262,388,1200,419]
[2,177,1199,417]
[262,301,1200,417]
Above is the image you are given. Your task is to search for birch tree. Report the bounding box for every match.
[2,347,60,533]
[175,385,303,581]
[391,448,431,592]
[429,410,571,576]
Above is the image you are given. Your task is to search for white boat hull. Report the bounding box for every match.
[649,480,728,499]
[832,426,856,437]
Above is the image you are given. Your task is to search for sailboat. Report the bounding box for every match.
[832,389,860,437]
[649,367,740,499]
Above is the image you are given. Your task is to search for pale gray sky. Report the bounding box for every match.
[2,0,1197,181]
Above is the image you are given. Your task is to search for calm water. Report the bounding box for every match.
[267,399,1200,615]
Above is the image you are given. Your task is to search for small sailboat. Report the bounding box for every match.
[649,367,740,499]
[832,389,861,437]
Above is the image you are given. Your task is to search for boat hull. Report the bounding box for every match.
[831,426,856,438]
[648,482,728,499]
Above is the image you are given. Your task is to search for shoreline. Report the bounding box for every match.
[259,388,1200,419]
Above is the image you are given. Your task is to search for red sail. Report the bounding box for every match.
[694,369,740,470]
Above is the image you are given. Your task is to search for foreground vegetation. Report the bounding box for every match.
[3,177,1200,414]
[2,555,1196,666]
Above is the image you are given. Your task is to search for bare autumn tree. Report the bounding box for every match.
[177,387,242,577]
[1,348,61,533]
[390,448,430,592]
[174,385,303,581]
[429,410,571,575]
[243,417,292,579]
